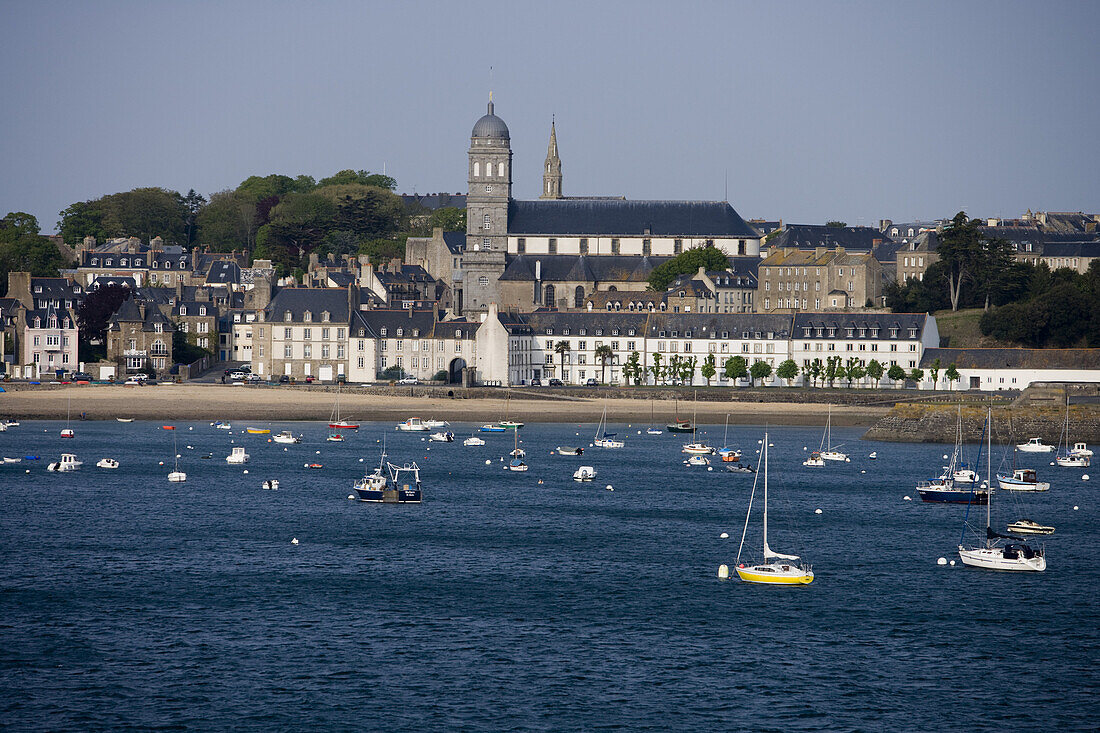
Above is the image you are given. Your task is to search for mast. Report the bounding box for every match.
[986,406,992,544]
[762,433,769,557]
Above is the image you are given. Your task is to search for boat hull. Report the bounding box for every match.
[1006,522,1055,535]
[330,423,358,430]
[735,563,814,585]
[996,476,1050,492]
[958,546,1046,571]
[918,488,989,504]
[666,423,694,433]
[354,487,421,503]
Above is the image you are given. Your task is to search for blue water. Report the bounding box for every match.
[1,420,1096,731]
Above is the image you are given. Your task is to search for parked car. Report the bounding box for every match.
[228,371,247,380]
[70,372,93,382]
[278,375,290,383]
[304,376,314,384]
[244,373,263,382]
[585,378,599,386]
[548,378,564,386]
[130,373,149,382]
[398,376,420,385]
[529,378,542,386]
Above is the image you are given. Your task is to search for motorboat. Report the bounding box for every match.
[60,428,75,438]
[3,420,19,427]
[327,432,344,442]
[245,427,270,435]
[683,455,711,466]
[726,463,755,474]
[429,431,454,443]
[682,442,715,455]
[557,446,583,456]
[167,470,187,482]
[463,436,485,446]
[802,451,825,467]
[1006,519,1055,535]
[666,420,694,433]
[353,450,422,503]
[273,431,302,444]
[47,454,82,472]
[952,466,980,485]
[717,448,741,463]
[96,458,119,469]
[479,423,506,433]
[397,417,430,432]
[868,451,877,460]
[116,418,134,423]
[646,428,664,435]
[996,468,1050,492]
[307,463,323,469]
[3,457,22,463]
[211,421,231,430]
[226,446,250,464]
[262,479,280,490]
[1055,453,1089,467]
[499,420,524,430]
[1016,437,1053,453]
[572,465,597,482]
[1070,442,1093,457]
[424,419,449,429]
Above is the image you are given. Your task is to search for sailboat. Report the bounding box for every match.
[328,384,358,429]
[507,430,528,471]
[732,431,814,585]
[61,394,74,438]
[817,406,847,461]
[594,406,624,448]
[917,406,989,504]
[681,393,713,455]
[1054,402,1090,467]
[666,396,694,433]
[958,408,1046,571]
[646,399,663,435]
[716,414,741,463]
[499,395,524,429]
[167,433,186,482]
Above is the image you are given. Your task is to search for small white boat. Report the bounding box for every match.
[802,451,825,467]
[996,468,1050,492]
[167,470,187,483]
[429,431,454,443]
[60,428,75,438]
[273,431,301,444]
[327,433,345,442]
[1070,442,1093,457]
[226,446,250,464]
[1055,453,1089,467]
[1006,519,1055,535]
[211,421,232,430]
[573,465,597,482]
[868,451,877,460]
[463,436,485,446]
[3,420,19,427]
[3,457,22,463]
[507,458,528,472]
[684,455,711,466]
[96,458,119,469]
[262,479,280,490]
[646,428,663,435]
[397,417,430,432]
[952,467,980,484]
[1016,437,1054,453]
[557,446,583,456]
[47,454,83,472]
[116,418,134,423]
[820,450,848,462]
[682,442,714,455]
[424,419,449,429]
[510,448,526,458]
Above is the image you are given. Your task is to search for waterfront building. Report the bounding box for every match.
[251,287,357,381]
[348,310,478,384]
[791,313,939,383]
[106,298,174,375]
[757,247,885,312]
[919,347,1100,392]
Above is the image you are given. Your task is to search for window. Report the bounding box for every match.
[674,239,682,254]
[548,238,557,254]
[642,238,651,256]
[485,185,492,193]
[498,162,504,177]
[303,311,312,322]
[303,328,311,340]
[303,344,312,358]
[284,311,292,322]
[483,214,491,230]
[517,237,525,253]
[474,162,480,177]
[396,340,403,351]
[478,276,489,287]
[358,357,365,369]
[284,345,293,358]
[611,238,620,254]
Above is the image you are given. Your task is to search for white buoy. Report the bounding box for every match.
[937,557,947,566]
[1050,461,1056,466]
[845,457,851,462]
[1074,505,1079,511]
[26,469,30,473]
[316,451,321,455]
[359,458,364,462]
[949,560,956,566]
[303,463,309,468]
[815,508,823,514]
[1083,474,1090,481]
[707,466,713,471]
[803,446,807,451]
[637,430,641,435]
[717,564,730,580]
[176,453,181,459]
[189,426,193,431]
[291,538,299,545]
[769,443,774,447]
[243,469,248,474]
[348,494,355,500]
[605,484,613,491]
[904,495,912,501]
[720,532,729,539]
[284,448,287,452]
[158,461,164,465]
[860,470,866,474]
[943,454,948,460]
[485,459,491,465]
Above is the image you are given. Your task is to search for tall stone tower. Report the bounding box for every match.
[463,95,511,315]
[540,118,562,200]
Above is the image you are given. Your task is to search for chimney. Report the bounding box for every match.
[308,253,319,270]
[697,266,706,278]
[348,283,360,314]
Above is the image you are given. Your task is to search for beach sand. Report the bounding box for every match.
[1,384,889,427]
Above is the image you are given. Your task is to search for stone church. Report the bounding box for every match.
[406,96,762,315]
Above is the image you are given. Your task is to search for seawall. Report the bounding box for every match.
[862,403,1100,444]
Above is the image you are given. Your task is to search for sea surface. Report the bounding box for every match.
[1,419,1096,731]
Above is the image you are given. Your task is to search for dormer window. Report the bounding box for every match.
[33,317,41,328]
[803,327,811,337]
[34,285,42,293]
[827,328,835,337]
[380,328,387,336]
[49,316,58,328]
[396,328,403,337]
[358,328,365,337]
[685,331,692,338]
[91,258,99,266]
[179,259,187,268]
[627,329,636,336]
[595,329,603,336]
[908,328,917,338]
[890,327,899,338]
[579,329,587,336]
[846,328,853,337]
[658,331,666,338]
[154,323,163,333]
[858,328,866,337]
[165,261,172,269]
[322,311,330,322]
[284,311,292,322]
[671,330,678,337]
[545,328,553,335]
[303,311,312,322]
[611,328,619,336]
[199,306,207,316]
[563,329,570,336]
[121,259,128,266]
[180,306,187,316]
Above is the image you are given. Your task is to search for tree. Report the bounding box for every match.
[929,357,942,389]
[749,360,772,387]
[197,190,257,251]
[937,211,986,312]
[0,212,74,296]
[724,355,748,383]
[667,355,682,385]
[808,358,824,387]
[825,355,841,387]
[594,344,613,384]
[945,363,961,390]
[554,340,571,381]
[59,188,190,245]
[429,207,466,232]
[701,354,717,386]
[776,358,799,386]
[679,356,697,386]
[887,363,907,385]
[649,352,663,385]
[865,359,884,388]
[182,189,206,245]
[76,283,131,343]
[825,220,847,228]
[834,361,848,386]
[909,367,925,385]
[380,365,407,380]
[316,169,396,191]
[646,245,730,291]
[846,358,865,387]
[624,351,643,385]
[432,370,448,382]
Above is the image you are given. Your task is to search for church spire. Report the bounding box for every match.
[541,116,563,200]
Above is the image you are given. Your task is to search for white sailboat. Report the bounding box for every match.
[818,406,847,461]
[507,430,528,471]
[61,394,75,438]
[168,434,187,482]
[594,406,624,448]
[1054,403,1090,467]
[958,408,1046,572]
[681,397,712,455]
[646,399,663,434]
[732,432,814,585]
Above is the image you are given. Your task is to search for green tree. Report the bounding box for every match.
[667,355,682,385]
[316,169,396,190]
[649,352,663,385]
[909,367,925,384]
[57,200,106,245]
[865,358,884,388]
[724,355,748,383]
[929,357,942,389]
[937,211,989,312]
[197,190,258,251]
[60,188,190,244]
[594,344,613,384]
[380,364,407,380]
[679,356,697,385]
[846,358,865,387]
[945,363,961,390]
[835,361,848,386]
[776,358,799,386]
[429,207,466,232]
[825,220,847,228]
[701,353,717,385]
[646,245,730,291]
[887,363,907,384]
[182,189,206,245]
[0,213,74,296]
[825,355,841,387]
[554,340,571,381]
[624,351,643,385]
[749,360,772,387]
[808,358,824,387]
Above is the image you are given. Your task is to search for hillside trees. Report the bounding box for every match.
[0,212,74,296]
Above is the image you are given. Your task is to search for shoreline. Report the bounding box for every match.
[0,384,889,427]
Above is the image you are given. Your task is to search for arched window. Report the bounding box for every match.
[498,162,505,177]
[574,286,584,308]
[303,311,312,322]
[474,162,480,177]
[544,284,555,306]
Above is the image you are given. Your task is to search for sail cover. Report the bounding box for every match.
[764,541,800,561]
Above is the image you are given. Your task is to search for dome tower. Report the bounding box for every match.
[463,94,511,314]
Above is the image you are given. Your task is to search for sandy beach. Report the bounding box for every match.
[0,384,890,426]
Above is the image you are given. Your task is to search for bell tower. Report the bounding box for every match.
[541,117,562,200]
[463,94,511,315]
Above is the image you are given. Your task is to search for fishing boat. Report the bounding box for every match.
[731,432,814,585]
[429,431,454,443]
[479,423,506,433]
[573,465,597,481]
[245,427,270,435]
[226,446,250,464]
[500,420,524,430]
[1006,519,1055,536]
[328,385,358,429]
[273,430,302,444]
[211,421,231,430]
[47,453,82,472]
[1070,442,1093,457]
[397,417,430,432]
[593,406,624,448]
[717,414,741,462]
[353,445,422,503]
[1054,403,1090,466]
[463,436,485,446]
[682,442,715,455]
[96,458,119,469]
[917,408,989,505]
[683,454,710,466]
[996,467,1050,492]
[1016,437,1053,453]
[802,451,825,467]
[959,408,1046,572]
[557,446,583,456]
[817,406,848,461]
[507,431,528,470]
[424,419,449,429]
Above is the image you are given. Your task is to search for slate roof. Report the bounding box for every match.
[108,297,172,332]
[265,288,350,323]
[205,260,241,285]
[767,224,893,250]
[442,231,466,254]
[507,200,760,238]
[646,313,792,339]
[25,302,76,330]
[30,277,84,299]
[171,301,218,319]
[1039,241,1100,259]
[349,310,477,340]
[919,347,1100,370]
[92,276,137,290]
[793,312,929,339]
[521,311,651,336]
[499,254,672,283]
[372,264,434,286]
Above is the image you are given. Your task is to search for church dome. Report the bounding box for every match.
[472,100,509,140]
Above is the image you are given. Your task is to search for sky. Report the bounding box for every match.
[2,0,1098,233]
